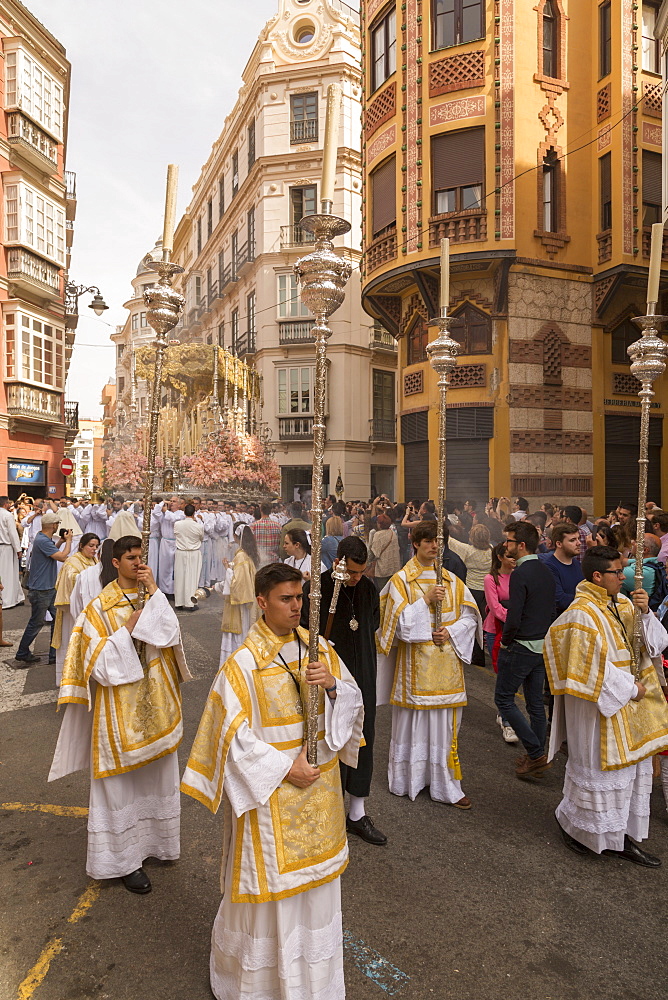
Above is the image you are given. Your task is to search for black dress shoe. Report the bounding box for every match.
[556,818,590,856]
[48,657,56,664]
[121,867,152,893]
[346,814,387,846]
[604,836,661,868]
[14,653,40,665]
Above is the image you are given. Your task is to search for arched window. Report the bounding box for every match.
[542,0,558,78]
[451,302,492,354]
[407,315,429,365]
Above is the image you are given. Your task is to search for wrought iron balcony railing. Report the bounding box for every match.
[370,416,396,442]
[7,248,60,295]
[290,119,318,144]
[278,320,315,344]
[7,111,58,169]
[6,383,62,423]
[278,416,314,440]
[280,224,316,250]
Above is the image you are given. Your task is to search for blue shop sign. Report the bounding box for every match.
[8,460,46,485]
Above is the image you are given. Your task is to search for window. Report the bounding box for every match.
[231,308,239,351]
[611,318,638,365]
[232,151,239,197]
[82,450,90,460]
[118,376,125,393]
[218,249,225,285]
[131,314,138,331]
[642,4,660,73]
[82,478,89,489]
[231,230,238,279]
[290,93,318,143]
[219,178,225,220]
[407,316,429,365]
[207,198,213,238]
[433,0,483,50]
[372,369,395,437]
[248,206,256,258]
[451,302,492,354]
[371,8,396,91]
[247,291,256,339]
[278,367,315,414]
[600,153,612,231]
[371,155,396,238]
[542,0,557,78]
[217,322,225,347]
[643,149,662,225]
[4,46,64,140]
[6,311,65,389]
[4,181,65,265]
[599,2,611,77]
[140,311,147,328]
[194,275,202,305]
[542,150,559,232]
[432,128,484,215]
[278,274,310,317]
[248,119,256,169]
[207,267,213,301]
[116,344,124,363]
[290,185,317,233]
[196,217,202,256]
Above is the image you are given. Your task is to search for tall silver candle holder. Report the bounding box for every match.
[426,308,460,624]
[628,308,668,671]
[295,210,351,764]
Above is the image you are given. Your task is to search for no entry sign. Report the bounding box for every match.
[60,458,74,476]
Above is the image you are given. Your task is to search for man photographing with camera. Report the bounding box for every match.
[14,509,72,666]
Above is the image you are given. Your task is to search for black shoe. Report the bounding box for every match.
[346,814,387,846]
[14,653,40,665]
[556,818,590,856]
[48,657,56,664]
[121,867,152,893]
[604,836,661,868]
[175,606,184,611]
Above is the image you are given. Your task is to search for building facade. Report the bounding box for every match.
[360,0,668,512]
[0,0,78,500]
[165,0,397,501]
[66,417,103,497]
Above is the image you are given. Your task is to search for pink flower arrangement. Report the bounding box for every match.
[180,429,279,494]
[105,445,148,491]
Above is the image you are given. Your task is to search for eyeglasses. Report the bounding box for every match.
[601,569,625,578]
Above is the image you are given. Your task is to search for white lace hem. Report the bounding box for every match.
[213,906,342,976]
[87,791,181,834]
[565,759,639,791]
[86,817,180,879]
[210,965,345,1000]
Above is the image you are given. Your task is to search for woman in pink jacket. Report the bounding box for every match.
[483,542,518,744]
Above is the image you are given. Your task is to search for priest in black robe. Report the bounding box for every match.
[301,535,386,846]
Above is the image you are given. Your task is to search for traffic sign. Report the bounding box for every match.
[60,458,74,476]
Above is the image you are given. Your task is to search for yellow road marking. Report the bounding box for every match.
[16,881,100,1000]
[1,802,88,817]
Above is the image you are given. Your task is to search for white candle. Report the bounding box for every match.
[647,222,664,310]
[439,238,450,310]
[162,164,179,256]
[320,83,343,208]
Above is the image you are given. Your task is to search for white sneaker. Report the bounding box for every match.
[502,725,519,744]
[495,714,503,729]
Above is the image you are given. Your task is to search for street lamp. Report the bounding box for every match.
[65,282,109,326]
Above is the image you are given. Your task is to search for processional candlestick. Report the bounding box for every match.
[137,166,185,635]
[426,238,460,626]
[629,221,668,673]
[294,82,351,764]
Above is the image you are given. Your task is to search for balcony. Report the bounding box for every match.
[7,248,61,300]
[370,417,396,442]
[66,220,74,248]
[236,240,255,276]
[596,230,612,265]
[233,331,256,357]
[279,320,315,345]
[370,324,397,351]
[290,119,318,144]
[642,225,668,260]
[219,262,237,292]
[64,170,77,222]
[279,416,314,440]
[6,382,63,432]
[366,227,397,273]
[428,209,487,247]
[280,224,316,250]
[7,111,59,171]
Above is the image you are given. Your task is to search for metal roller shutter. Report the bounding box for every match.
[404,441,430,504]
[432,127,485,191]
[371,155,396,236]
[605,415,662,512]
[446,439,490,504]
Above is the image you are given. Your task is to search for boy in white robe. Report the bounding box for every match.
[49,535,191,893]
[156,497,185,595]
[378,520,481,808]
[545,544,668,866]
[182,562,364,1000]
[174,504,204,610]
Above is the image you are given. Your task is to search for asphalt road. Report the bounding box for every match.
[1,594,667,1000]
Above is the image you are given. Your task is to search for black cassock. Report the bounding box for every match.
[301,571,380,799]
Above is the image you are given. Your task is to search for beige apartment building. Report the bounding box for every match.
[163,0,398,501]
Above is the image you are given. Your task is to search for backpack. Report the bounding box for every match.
[648,560,668,612]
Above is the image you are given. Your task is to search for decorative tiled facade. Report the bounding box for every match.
[428,50,485,98]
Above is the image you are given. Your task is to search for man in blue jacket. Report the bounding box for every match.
[540,521,584,614]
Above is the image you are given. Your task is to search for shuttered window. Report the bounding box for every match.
[605,415,662,511]
[407,315,429,365]
[600,153,612,231]
[446,406,493,439]
[372,155,396,237]
[451,302,492,354]
[611,318,637,365]
[432,128,484,214]
[446,439,489,503]
[404,442,430,505]
[599,1,611,77]
[401,410,429,444]
[643,149,662,225]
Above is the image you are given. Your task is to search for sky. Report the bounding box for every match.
[25,0,280,418]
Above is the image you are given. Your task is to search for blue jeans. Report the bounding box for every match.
[494,642,547,759]
[16,588,56,660]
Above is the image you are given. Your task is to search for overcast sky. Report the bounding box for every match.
[26,0,279,418]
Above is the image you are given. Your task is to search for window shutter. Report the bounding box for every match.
[600,153,611,205]
[643,150,662,205]
[372,155,396,236]
[432,127,485,191]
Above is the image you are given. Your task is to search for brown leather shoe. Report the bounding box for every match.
[453,796,472,810]
[516,754,552,779]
